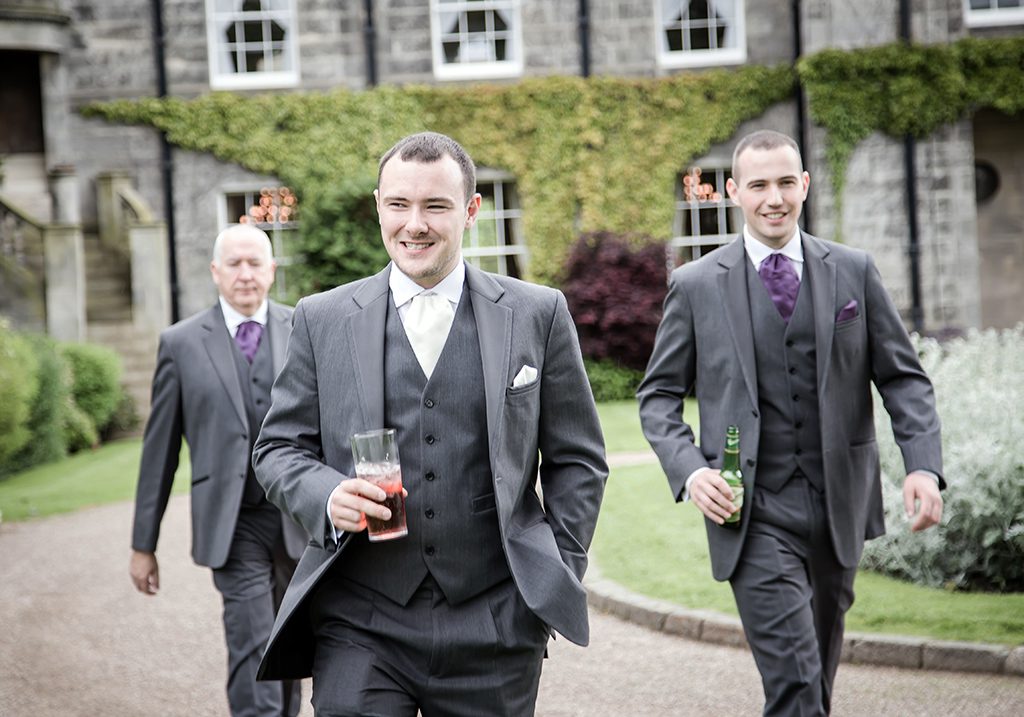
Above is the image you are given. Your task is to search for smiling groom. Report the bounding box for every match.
[252,132,607,716]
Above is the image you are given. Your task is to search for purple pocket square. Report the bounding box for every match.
[836,299,859,323]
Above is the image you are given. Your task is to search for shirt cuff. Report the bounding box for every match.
[326,484,343,543]
[682,467,711,502]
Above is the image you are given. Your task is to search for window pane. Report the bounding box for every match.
[462,178,525,277]
[671,166,735,265]
[435,1,519,68]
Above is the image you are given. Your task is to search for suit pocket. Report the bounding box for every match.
[472,492,497,515]
[506,379,541,398]
[835,315,863,333]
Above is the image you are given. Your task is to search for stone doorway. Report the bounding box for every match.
[973,109,1024,330]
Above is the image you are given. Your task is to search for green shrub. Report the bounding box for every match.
[862,326,1024,592]
[0,319,40,471]
[584,358,645,403]
[101,390,140,440]
[563,232,668,371]
[63,400,99,453]
[6,334,69,473]
[60,342,123,437]
[285,171,389,299]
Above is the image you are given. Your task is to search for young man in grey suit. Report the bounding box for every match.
[639,130,945,716]
[130,224,306,717]
[252,132,607,716]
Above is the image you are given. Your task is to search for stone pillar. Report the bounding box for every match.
[96,171,134,250]
[44,224,86,342]
[49,165,80,224]
[130,223,172,332]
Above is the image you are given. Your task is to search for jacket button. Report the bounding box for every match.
[425,545,435,556]
[424,398,435,408]
[746,459,755,467]
[425,434,435,444]
[425,509,435,519]
[425,471,436,481]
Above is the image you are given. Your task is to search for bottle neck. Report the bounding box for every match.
[723,445,740,473]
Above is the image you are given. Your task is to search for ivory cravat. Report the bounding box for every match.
[234,320,263,363]
[405,292,455,378]
[758,253,800,323]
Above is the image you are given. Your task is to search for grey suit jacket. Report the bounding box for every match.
[131,300,306,569]
[638,233,943,581]
[253,262,608,680]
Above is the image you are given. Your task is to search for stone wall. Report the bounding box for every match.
[35,0,1003,331]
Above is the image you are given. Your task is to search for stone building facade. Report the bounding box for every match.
[2,1,1022,412]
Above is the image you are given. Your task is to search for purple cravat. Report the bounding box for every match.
[234,321,263,363]
[758,253,800,323]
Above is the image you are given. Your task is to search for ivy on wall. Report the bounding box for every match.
[798,36,1024,206]
[84,36,1024,284]
[85,66,794,285]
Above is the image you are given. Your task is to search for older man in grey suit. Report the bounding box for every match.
[130,224,306,717]
[639,130,944,716]
[253,132,607,717]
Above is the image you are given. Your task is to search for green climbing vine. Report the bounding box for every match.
[85,66,794,285]
[83,35,1024,284]
[798,36,1024,206]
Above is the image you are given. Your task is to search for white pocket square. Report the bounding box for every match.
[513,365,538,388]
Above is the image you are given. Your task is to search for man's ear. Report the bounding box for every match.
[725,177,739,202]
[465,193,482,228]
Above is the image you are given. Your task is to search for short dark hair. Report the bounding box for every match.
[377,131,477,203]
[731,130,803,181]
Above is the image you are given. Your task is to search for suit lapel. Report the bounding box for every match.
[349,267,391,430]
[465,263,510,456]
[202,304,247,428]
[717,238,759,410]
[802,233,837,390]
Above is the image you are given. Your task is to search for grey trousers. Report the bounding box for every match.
[729,474,856,717]
[307,573,550,717]
[212,503,300,717]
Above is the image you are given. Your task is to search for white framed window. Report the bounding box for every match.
[669,166,740,266]
[220,185,299,298]
[463,171,527,277]
[205,0,300,90]
[430,0,524,80]
[965,0,1024,27]
[656,0,746,69]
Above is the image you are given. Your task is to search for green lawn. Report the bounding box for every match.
[0,439,188,522]
[593,401,1024,646]
[2,403,1021,646]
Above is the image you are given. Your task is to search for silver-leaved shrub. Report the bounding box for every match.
[861,325,1024,592]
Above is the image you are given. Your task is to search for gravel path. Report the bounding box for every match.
[2,496,1022,716]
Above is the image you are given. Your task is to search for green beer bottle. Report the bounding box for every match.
[722,425,743,525]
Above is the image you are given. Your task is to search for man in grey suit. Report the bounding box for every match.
[639,130,944,716]
[130,224,306,717]
[253,132,607,716]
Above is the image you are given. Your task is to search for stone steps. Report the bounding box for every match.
[83,233,132,323]
[86,320,159,430]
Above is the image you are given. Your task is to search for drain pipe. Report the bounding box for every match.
[791,0,811,233]
[899,0,924,332]
[578,0,591,77]
[363,0,378,86]
[152,0,179,323]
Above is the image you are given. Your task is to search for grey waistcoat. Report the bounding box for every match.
[747,259,824,492]
[231,326,274,505]
[339,287,511,606]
